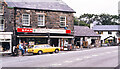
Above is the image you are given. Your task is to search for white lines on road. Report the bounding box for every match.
[51,63,62,66]
[64,60,73,63]
[92,54,98,57]
[76,58,83,61]
[83,56,92,59]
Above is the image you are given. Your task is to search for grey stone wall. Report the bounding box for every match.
[3,2,14,32]
[3,3,74,34]
[15,9,74,33]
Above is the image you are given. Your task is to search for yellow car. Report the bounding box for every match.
[27,44,60,55]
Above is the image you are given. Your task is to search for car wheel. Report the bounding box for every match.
[49,52,53,54]
[55,49,59,53]
[38,51,43,55]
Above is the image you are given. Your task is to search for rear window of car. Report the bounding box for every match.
[45,45,50,47]
[34,46,40,48]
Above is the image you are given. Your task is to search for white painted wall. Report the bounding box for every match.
[95,31,119,43]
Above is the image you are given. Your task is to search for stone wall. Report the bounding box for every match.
[3,2,14,32]
[15,9,74,34]
[2,3,74,34]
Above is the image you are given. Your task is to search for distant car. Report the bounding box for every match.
[102,44,108,47]
[27,44,60,55]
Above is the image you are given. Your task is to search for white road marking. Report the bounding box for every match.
[51,64,62,66]
[76,58,83,61]
[105,52,112,54]
[64,61,73,63]
[92,55,98,57]
[83,56,92,59]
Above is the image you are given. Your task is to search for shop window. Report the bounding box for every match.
[0,42,10,52]
[60,16,66,27]
[98,31,103,34]
[38,14,45,26]
[0,15,4,31]
[108,31,112,34]
[22,14,30,26]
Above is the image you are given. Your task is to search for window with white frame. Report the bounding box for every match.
[22,14,30,26]
[38,14,45,26]
[60,16,66,27]
[0,16,4,31]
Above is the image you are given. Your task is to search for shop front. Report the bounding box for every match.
[0,32,13,53]
[16,28,74,50]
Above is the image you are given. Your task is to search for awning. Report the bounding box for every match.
[17,36,48,38]
[50,36,74,38]
[17,36,74,38]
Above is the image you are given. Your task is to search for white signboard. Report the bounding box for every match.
[33,29,66,34]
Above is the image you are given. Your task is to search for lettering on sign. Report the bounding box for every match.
[17,28,33,33]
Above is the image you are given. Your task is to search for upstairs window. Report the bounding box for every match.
[38,14,45,26]
[108,31,112,34]
[60,16,66,27]
[0,16,4,31]
[22,14,30,26]
[98,31,103,34]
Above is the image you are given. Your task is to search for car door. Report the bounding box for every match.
[46,45,54,52]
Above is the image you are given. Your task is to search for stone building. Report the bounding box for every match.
[74,26,101,48]
[0,0,75,53]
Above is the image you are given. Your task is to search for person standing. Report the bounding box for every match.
[19,42,24,56]
[80,39,83,50]
[23,41,26,53]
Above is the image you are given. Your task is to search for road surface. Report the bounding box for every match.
[2,46,119,67]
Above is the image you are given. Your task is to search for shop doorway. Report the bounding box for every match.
[50,38,59,47]
[91,39,95,45]
[0,42,10,52]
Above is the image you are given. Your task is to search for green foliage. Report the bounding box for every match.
[74,17,90,27]
[75,13,119,25]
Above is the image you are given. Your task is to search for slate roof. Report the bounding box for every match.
[74,26,100,37]
[5,0,76,13]
[93,25,120,31]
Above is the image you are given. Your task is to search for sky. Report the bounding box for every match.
[62,0,120,17]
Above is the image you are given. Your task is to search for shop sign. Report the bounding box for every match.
[17,28,71,34]
[17,28,33,33]
[33,29,71,34]
[66,30,71,34]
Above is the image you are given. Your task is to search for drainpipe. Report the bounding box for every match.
[13,7,17,46]
[48,32,50,45]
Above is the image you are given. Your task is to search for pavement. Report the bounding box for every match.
[1,46,119,68]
